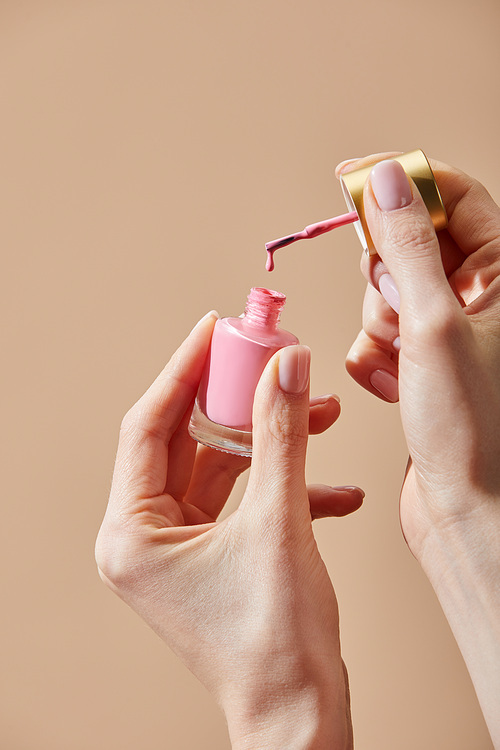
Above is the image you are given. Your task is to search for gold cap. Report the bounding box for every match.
[340,149,448,255]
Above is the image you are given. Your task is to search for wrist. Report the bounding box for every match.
[418,499,500,746]
[418,497,500,590]
[222,658,352,750]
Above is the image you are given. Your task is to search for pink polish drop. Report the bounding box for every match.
[189,288,298,456]
[266,250,275,272]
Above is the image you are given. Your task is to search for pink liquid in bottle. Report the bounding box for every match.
[189,287,298,456]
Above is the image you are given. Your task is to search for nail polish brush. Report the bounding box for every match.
[264,149,448,272]
[265,210,358,271]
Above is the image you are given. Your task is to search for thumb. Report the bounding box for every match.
[241,345,311,523]
[364,159,458,322]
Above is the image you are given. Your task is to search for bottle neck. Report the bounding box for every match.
[243,287,286,330]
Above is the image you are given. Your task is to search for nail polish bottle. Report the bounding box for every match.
[189,287,298,456]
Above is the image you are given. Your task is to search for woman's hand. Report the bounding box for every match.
[340,154,500,746]
[95,312,362,750]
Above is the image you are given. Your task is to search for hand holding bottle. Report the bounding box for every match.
[95,312,362,749]
[340,154,500,745]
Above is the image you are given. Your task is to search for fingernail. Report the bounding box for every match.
[379,273,400,314]
[343,486,366,499]
[310,393,340,406]
[190,310,218,333]
[279,345,311,394]
[393,336,401,352]
[370,160,412,212]
[335,157,362,176]
[369,369,399,402]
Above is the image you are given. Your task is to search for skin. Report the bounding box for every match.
[340,153,500,746]
[96,154,500,748]
[95,317,362,750]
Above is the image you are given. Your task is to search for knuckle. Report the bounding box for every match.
[95,525,142,590]
[429,306,465,342]
[119,406,139,436]
[362,295,381,333]
[383,212,438,258]
[406,300,464,346]
[119,403,169,444]
[265,408,308,454]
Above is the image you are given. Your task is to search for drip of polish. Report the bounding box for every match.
[265,210,358,271]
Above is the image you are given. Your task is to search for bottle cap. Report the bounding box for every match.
[340,149,448,255]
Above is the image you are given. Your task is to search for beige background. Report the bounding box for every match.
[1,0,499,748]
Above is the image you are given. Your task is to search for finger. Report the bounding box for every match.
[359,231,465,286]
[163,395,199,501]
[362,283,400,354]
[451,252,500,311]
[428,159,500,258]
[336,151,500,258]
[335,151,402,179]
[183,446,251,518]
[341,161,468,314]
[242,345,312,525]
[308,393,341,434]
[308,484,365,520]
[171,480,367,528]
[359,232,467,314]
[336,154,500,260]
[182,394,340,521]
[109,311,218,513]
[412,160,500,313]
[359,251,389,297]
[364,159,460,323]
[346,330,399,403]
[336,153,479,309]
[337,153,452,316]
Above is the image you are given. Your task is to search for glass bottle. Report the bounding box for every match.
[189,287,298,456]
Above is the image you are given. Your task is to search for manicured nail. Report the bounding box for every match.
[343,485,366,499]
[190,310,218,333]
[335,157,362,176]
[310,394,340,406]
[369,369,399,402]
[279,345,311,394]
[393,336,401,352]
[379,273,400,314]
[370,160,412,212]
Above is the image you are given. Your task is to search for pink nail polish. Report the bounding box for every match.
[278,345,310,394]
[189,288,298,456]
[369,369,399,403]
[309,394,339,406]
[378,273,401,314]
[370,160,413,212]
